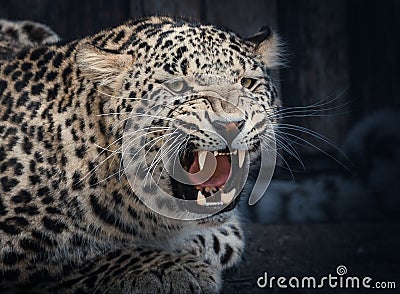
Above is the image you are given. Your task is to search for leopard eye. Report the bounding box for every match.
[165,79,186,93]
[240,77,257,89]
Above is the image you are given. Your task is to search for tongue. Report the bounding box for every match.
[188,152,231,188]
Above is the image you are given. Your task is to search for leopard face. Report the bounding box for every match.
[76,17,282,220]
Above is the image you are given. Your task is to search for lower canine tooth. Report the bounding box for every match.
[197,191,206,206]
[238,150,245,168]
[221,188,236,204]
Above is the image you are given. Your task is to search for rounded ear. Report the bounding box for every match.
[245,26,283,68]
[76,44,135,87]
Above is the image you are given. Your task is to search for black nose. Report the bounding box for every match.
[211,120,245,143]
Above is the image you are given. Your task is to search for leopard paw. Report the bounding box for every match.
[133,258,220,294]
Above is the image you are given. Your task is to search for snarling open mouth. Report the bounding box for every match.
[170,144,248,214]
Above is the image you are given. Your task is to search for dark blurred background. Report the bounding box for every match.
[1,1,399,292]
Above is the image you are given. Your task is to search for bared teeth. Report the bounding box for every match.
[238,150,245,168]
[197,191,206,206]
[196,190,223,206]
[204,201,224,207]
[198,151,207,170]
[211,150,238,157]
[211,150,238,156]
[221,188,236,204]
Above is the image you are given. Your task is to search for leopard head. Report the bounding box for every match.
[76,16,282,221]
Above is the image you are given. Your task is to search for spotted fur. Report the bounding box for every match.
[0,17,280,293]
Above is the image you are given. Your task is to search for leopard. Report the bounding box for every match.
[0,16,281,293]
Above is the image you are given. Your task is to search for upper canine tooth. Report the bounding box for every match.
[233,150,237,155]
[198,151,207,170]
[214,151,218,157]
[221,188,236,204]
[197,191,206,206]
[238,150,245,168]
